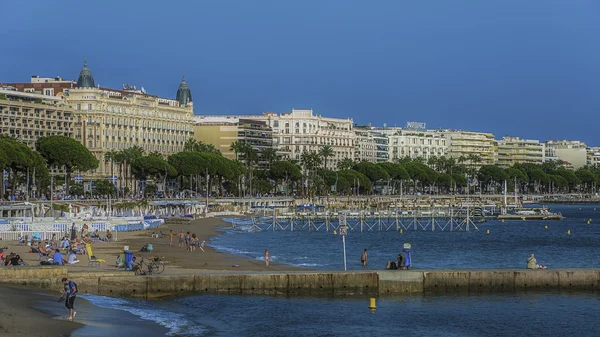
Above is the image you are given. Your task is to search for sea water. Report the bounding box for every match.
[80,204,600,336]
[82,293,600,337]
[215,204,600,270]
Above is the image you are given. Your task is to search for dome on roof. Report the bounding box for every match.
[176,76,192,106]
[76,58,96,88]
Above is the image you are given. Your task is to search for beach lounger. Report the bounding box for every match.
[85,243,106,267]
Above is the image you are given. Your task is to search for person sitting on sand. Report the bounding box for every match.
[68,252,79,264]
[83,235,93,245]
[105,230,113,242]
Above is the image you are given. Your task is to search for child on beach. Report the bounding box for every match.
[199,240,205,252]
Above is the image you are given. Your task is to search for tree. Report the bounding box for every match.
[337,158,354,170]
[319,145,334,169]
[268,161,302,195]
[36,135,98,194]
[94,179,117,197]
[353,162,389,184]
[131,155,177,194]
[260,148,278,167]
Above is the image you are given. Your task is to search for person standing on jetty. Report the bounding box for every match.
[61,277,78,321]
[265,249,270,266]
[361,249,368,267]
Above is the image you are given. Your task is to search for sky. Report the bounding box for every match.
[1,0,599,144]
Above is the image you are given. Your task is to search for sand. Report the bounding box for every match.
[3,217,304,275]
[0,286,83,337]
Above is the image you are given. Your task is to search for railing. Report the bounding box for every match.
[0,230,65,241]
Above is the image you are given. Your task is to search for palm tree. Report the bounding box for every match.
[260,148,278,168]
[319,145,334,170]
[337,158,354,170]
[184,138,199,152]
[104,151,116,198]
[230,141,245,161]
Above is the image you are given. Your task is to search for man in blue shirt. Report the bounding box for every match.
[61,277,78,320]
[53,249,65,265]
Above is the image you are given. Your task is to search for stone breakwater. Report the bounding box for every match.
[2,268,599,298]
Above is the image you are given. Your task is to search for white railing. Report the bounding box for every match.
[0,230,65,241]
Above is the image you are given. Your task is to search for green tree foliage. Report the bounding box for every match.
[352,162,389,182]
[337,158,354,170]
[36,135,98,193]
[131,155,177,182]
[94,179,117,197]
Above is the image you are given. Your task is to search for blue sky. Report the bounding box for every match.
[2,1,599,144]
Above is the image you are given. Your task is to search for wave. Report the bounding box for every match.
[82,294,208,336]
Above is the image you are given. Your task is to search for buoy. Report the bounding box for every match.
[544,225,548,229]
[400,229,403,234]
[594,208,596,211]
[522,217,526,221]
[567,230,571,235]
[501,219,505,223]
[486,229,490,235]
[369,298,377,311]
[333,230,337,235]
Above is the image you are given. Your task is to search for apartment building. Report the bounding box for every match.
[496,136,545,168]
[354,126,389,163]
[0,89,75,149]
[248,109,355,169]
[440,130,497,167]
[545,140,587,169]
[587,147,600,167]
[193,116,273,168]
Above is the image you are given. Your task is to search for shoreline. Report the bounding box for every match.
[1,286,171,337]
[0,286,83,337]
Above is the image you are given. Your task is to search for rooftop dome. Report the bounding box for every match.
[176,76,192,106]
[76,58,96,88]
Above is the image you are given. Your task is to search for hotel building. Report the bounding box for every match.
[1,60,195,177]
[247,109,355,169]
[496,136,545,168]
[382,129,448,162]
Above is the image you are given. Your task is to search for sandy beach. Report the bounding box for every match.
[0,286,83,337]
[0,216,304,336]
[4,217,304,274]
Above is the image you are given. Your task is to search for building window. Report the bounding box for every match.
[88,104,92,110]
[76,104,81,110]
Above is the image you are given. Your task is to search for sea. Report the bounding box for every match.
[69,204,600,337]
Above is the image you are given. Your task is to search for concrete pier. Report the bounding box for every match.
[1,268,599,298]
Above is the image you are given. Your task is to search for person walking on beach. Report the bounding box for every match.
[185,232,191,252]
[61,277,78,321]
[178,231,185,248]
[361,249,368,267]
[169,230,173,247]
[265,249,270,266]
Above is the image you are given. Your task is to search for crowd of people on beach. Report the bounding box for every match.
[0,222,118,267]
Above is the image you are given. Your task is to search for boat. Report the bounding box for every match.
[497,208,564,221]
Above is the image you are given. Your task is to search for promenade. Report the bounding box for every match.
[2,267,598,299]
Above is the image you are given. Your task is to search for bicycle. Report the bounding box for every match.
[134,255,165,275]
[149,256,165,274]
